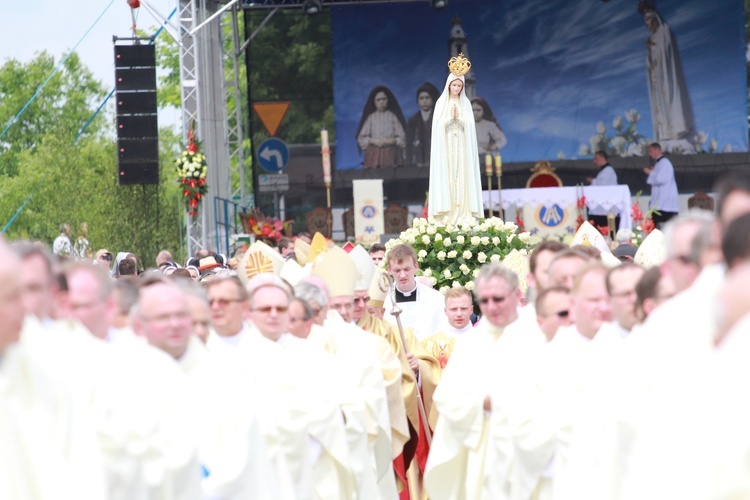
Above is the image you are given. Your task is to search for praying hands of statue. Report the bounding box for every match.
[452,104,458,122]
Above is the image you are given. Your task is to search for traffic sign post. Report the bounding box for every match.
[258,174,289,193]
[257,138,289,173]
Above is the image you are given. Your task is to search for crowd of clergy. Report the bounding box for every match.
[4,171,750,499]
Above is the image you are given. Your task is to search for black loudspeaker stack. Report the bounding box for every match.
[114,44,159,185]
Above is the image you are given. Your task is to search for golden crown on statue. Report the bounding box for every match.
[447,53,471,77]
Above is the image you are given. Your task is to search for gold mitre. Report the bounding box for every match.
[634,229,666,268]
[349,245,376,291]
[570,221,612,255]
[310,245,357,298]
[306,232,330,264]
[501,249,529,293]
[448,52,471,77]
[367,268,389,308]
[294,238,311,265]
[238,240,284,284]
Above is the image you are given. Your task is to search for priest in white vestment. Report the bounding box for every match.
[424,262,537,499]
[382,244,447,342]
[133,279,280,500]
[1,243,106,500]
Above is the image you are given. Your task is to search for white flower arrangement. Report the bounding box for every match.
[385,216,533,294]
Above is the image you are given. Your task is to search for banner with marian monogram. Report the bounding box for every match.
[353,179,384,244]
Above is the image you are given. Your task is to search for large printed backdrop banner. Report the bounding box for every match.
[331,0,747,171]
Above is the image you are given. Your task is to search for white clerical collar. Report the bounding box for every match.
[446,322,473,336]
[396,282,418,296]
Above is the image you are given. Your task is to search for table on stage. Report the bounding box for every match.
[482,185,633,230]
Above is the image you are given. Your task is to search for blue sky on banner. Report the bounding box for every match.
[331,0,746,170]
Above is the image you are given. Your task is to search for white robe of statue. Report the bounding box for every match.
[428,73,484,224]
[645,10,695,147]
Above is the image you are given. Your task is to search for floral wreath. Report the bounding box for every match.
[176,122,208,217]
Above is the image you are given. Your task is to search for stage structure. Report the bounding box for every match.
[141,0,427,255]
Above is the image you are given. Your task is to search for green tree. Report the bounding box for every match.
[245,9,334,145]
[0,53,185,264]
[0,52,107,176]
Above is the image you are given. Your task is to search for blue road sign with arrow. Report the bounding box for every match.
[257,138,289,173]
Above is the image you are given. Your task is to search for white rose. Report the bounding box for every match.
[463,250,472,259]
[418,249,427,258]
[470,236,481,246]
[461,224,471,232]
[506,235,515,244]
[504,221,518,231]
[477,252,487,263]
[479,222,490,232]
[443,269,451,279]
[419,225,426,234]
[445,224,454,233]
[452,280,461,288]
[472,269,481,278]
[427,226,436,235]
[422,235,430,245]
[612,116,623,130]
[480,236,490,245]
[439,286,450,295]
[490,254,501,263]
[518,232,531,243]
[465,280,475,291]
[437,251,446,261]
[492,236,501,245]
[447,250,457,259]
[459,264,470,275]
[428,216,436,225]
[422,268,432,277]
[579,144,591,156]
[430,277,438,286]
[456,235,465,244]
[435,233,443,241]
[443,237,452,247]
[596,121,606,134]
[625,109,640,123]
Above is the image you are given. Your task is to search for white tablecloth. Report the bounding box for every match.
[483,185,632,230]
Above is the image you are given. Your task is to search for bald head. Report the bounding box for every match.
[132,282,192,359]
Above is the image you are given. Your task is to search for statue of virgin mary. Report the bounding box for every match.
[428,54,484,224]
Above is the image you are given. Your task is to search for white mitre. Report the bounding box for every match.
[634,229,666,268]
[349,245,376,292]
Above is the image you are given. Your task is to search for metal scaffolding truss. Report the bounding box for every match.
[179,0,205,256]
[241,0,427,8]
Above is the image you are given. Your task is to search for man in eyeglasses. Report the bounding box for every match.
[204,275,252,349]
[661,210,714,294]
[604,263,645,339]
[535,286,573,341]
[425,263,532,499]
